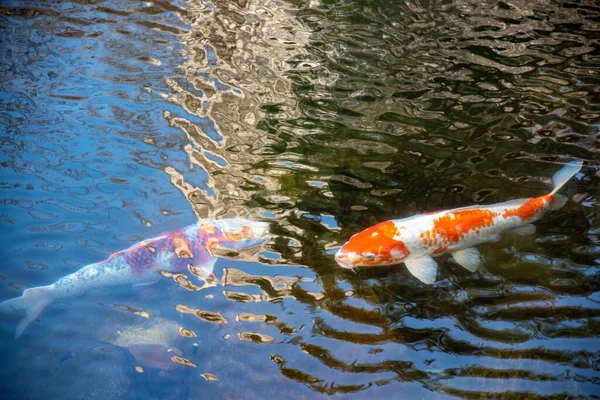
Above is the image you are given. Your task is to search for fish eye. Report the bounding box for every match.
[364,253,375,259]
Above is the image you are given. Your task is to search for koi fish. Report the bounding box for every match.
[1,218,269,338]
[335,161,583,284]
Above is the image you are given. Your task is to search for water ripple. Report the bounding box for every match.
[0,0,599,398]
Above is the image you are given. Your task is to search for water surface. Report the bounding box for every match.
[0,0,599,398]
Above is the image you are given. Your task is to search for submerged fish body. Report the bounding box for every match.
[335,161,583,284]
[0,218,269,338]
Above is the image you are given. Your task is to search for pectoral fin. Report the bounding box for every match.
[451,247,481,272]
[550,194,568,211]
[404,256,438,284]
[512,224,536,236]
[188,257,218,285]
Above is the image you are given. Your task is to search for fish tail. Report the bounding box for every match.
[550,160,583,195]
[0,285,55,339]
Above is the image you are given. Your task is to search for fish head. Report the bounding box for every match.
[203,218,270,250]
[335,221,410,269]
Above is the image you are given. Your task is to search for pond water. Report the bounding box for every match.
[0,0,599,398]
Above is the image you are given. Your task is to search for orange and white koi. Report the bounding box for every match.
[335,161,583,284]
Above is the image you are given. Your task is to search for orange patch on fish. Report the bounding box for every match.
[224,232,245,241]
[502,195,550,221]
[200,224,215,234]
[342,221,409,264]
[429,209,498,245]
[173,237,192,258]
[433,246,448,254]
[206,237,219,255]
[388,240,410,262]
[223,225,252,241]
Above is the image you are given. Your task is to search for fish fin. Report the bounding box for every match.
[188,257,218,282]
[199,257,218,275]
[512,224,536,236]
[551,160,582,195]
[200,257,218,274]
[404,256,438,284]
[0,286,54,339]
[549,194,568,211]
[451,248,481,272]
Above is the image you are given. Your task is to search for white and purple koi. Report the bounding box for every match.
[1,218,269,338]
[335,161,583,284]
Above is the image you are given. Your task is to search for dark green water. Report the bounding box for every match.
[0,0,598,398]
